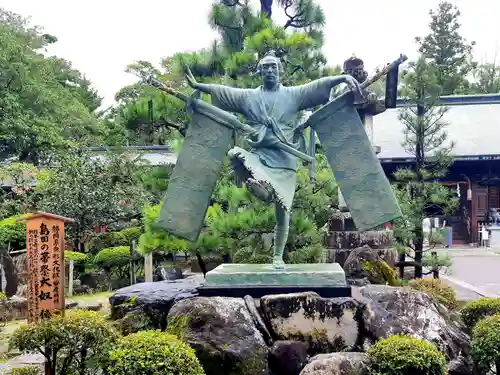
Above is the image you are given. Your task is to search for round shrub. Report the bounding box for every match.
[408,278,458,310]
[64,250,88,263]
[118,226,141,243]
[367,334,447,375]
[460,297,500,329]
[9,310,119,375]
[0,214,30,248]
[90,227,142,253]
[94,246,130,267]
[471,314,500,372]
[107,330,205,375]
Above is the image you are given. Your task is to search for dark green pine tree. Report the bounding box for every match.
[393,57,458,278]
[415,1,476,95]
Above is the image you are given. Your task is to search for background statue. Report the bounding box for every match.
[185,51,363,268]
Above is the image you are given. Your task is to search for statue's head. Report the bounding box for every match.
[256,50,283,88]
[343,55,368,83]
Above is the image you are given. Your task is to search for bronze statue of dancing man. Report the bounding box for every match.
[185,51,364,268]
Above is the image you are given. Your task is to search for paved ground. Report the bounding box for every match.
[435,247,500,300]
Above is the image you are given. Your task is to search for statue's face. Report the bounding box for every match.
[259,57,280,86]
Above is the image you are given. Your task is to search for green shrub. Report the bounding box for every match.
[138,205,188,255]
[93,246,132,288]
[119,226,141,243]
[107,330,205,375]
[9,310,119,375]
[0,214,30,248]
[7,367,39,375]
[89,226,142,253]
[471,314,500,372]
[361,259,398,286]
[408,278,458,310]
[367,334,447,375]
[94,246,131,268]
[64,250,88,263]
[460,297,500,329]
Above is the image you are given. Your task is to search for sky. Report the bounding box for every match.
[1,0,499,108]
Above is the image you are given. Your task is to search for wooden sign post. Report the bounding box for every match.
[18,212,74,323]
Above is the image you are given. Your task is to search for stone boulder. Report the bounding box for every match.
[300,352,368,375]
[5,296,28,320]
[154,266,183,281]
[260,292,369,355]
[167,297,268,375]
[109,275,201,332]
[343,245,397,285]
[359,285,472,372]
[268,341,308,375]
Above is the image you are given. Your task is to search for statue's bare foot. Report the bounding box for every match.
[272,256,285,269]
[246,178,272,203]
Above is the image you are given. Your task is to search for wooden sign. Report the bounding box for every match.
[18,212,74,323]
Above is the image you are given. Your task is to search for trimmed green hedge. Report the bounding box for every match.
[64,251,88,263]
[89,226,142,253]
[471,314,500,372]
[367,334,446,375]
[107,330,205,375]
[93,246,131,268]
[0,214,30,248]
[460,297,500,329]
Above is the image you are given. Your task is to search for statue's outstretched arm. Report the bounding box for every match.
[295,75,363,111]
[185,68,247,113]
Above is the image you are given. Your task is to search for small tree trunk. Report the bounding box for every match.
[414,236,424,278]
[431,251,439,279]
[414,103,425,279]
[398,252,406,279]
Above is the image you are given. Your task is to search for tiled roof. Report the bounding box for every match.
[374,95,500,160]
[90,152,177,166]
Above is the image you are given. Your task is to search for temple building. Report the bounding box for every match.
[374,93,500,245]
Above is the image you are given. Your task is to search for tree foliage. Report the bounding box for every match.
[34,149,150,251]
[0,162,38,218]
[415,1,476,95]
[393,57,458,278]
[0,9,105,164]
[471,59,500,94]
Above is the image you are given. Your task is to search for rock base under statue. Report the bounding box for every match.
[198,263,351,298]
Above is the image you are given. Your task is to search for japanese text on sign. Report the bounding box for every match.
[25,215,66,323]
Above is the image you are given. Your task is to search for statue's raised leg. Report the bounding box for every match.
[246,178,273,203]
[229,148,274,203]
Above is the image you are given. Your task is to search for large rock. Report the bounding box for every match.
[300,352,368,375]
[359,285,472,371]
[168,297,268,375]
[342,245,397,285]
[268,341,308,375]
[260,292,368,355]
[109,275,201,331]
[154,266,183,281]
